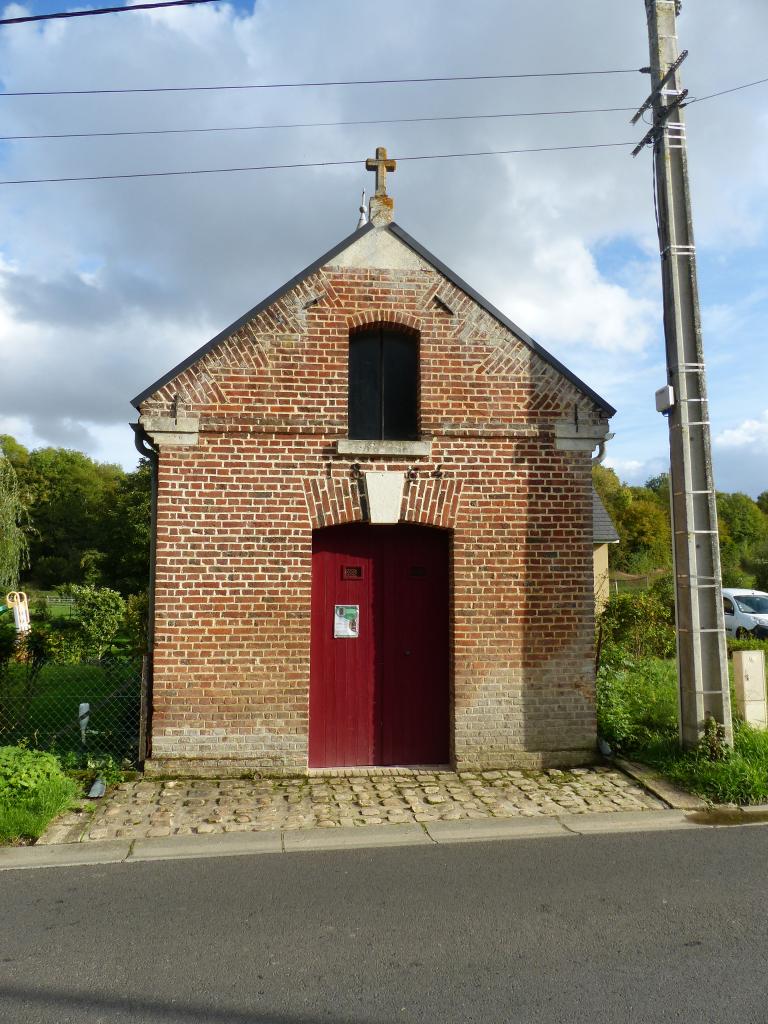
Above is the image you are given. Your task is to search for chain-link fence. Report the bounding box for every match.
[0,654,145,767]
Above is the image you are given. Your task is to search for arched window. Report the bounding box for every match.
[348,327,419,440]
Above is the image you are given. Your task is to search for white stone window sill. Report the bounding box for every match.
[336,439,432,458]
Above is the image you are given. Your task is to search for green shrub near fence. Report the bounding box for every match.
[0,746,79,844]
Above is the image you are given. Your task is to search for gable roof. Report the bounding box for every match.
[592,488,620,544]
[131,220,616,416]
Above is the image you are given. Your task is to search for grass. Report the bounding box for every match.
[0,775,79,845]
[596,653,768,805]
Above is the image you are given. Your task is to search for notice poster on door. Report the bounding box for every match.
[334,605,359,638]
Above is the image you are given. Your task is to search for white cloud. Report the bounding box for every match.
[500,237,657,352]
[603,455,669,487]
[716,412,768,454]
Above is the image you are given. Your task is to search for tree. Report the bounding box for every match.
[716,492,768,588]
[614,496,672,573]
[716,492,768,551]
[101,460,152,595]
[592,466,672,573]
[21,447,124,588]
[69,584,126,660]
[644,472,670,496]
[0,456,29,590]
[1,434,152,594]
[0,434,30,475]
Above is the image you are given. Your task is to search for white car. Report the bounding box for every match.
[722,588,768,639]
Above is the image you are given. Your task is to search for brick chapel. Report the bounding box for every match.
[131,148,614,775]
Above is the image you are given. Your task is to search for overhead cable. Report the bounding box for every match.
[0,0,222,25]
[0,140,635,185]
[2,70,763,143]
[0,104,638,142]
[0,67,643,99]
[686,74,768,105]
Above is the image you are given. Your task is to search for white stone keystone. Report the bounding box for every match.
[364,472,404,524]
[733,650,767,729]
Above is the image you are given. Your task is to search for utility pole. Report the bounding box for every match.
[633,0,732,747]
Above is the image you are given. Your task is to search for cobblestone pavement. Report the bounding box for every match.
[41,767,665,844]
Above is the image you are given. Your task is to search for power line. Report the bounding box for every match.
[0,104,638,142]
[0,0,222,26]
[1,70,763,144]
[686,74,768,105]
[0,67,643,99]
[0,140,634,185]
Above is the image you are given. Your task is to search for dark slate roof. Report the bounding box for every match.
[131,220,616,416]
[593,488,620,544]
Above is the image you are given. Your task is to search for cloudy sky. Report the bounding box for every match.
[0,0,766,495]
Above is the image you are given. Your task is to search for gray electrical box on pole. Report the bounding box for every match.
[635,0,732,747]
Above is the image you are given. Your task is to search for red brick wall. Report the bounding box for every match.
[140,234,608,770]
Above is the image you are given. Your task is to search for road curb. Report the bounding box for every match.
[423,817,570,843]
[0,839,131,871]
[1,806,737,871]
[614,757,708,810]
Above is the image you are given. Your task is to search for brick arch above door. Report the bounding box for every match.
[302,476,464,530]
[346,309,422,333]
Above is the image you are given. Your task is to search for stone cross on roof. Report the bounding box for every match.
[364,146,396,226]
[365,146,396,197]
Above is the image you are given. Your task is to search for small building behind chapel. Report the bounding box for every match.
[132,150,615,774]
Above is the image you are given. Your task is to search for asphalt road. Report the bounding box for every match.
[2,827,768,1023]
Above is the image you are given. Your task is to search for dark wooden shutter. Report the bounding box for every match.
[349,329,382,439]
[382,329,418,440]
[348,327,418,440]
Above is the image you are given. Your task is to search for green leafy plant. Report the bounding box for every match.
[0,745,74,800]
[0,747,80,844]
[597,578,676,665]
[728,636,768,657]
[698,714,729,763]
[596,656,678,753]
[658,722,768,805]
[59,750,126,787]
[65,585,126,661]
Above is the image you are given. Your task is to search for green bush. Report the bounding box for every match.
[596,650,768,805]
[727,636,768,657]
[8,585,129,666]
[43,618,86,664]
[0,746,79,844]
[0,745,73,800]
[58,750,126,787]
[68,585,126,660]
[596,657,678,753]
[597,577,676,663]
[659,723,768,805]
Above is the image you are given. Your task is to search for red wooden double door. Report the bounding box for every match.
[309,524,450,768]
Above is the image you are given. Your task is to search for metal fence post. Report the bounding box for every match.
[138,654,150,766]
